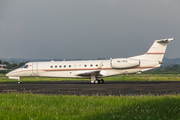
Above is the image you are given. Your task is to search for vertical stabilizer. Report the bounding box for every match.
[131,38,174,61]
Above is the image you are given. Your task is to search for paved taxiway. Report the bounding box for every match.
[0,81,180,96]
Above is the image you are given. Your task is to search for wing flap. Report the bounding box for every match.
[76,70,102,76]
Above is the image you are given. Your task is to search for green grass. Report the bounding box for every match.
[1,74,180,83]
[0,93,180,120]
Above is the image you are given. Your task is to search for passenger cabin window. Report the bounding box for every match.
[55,65,57,68]
[50,66,53,68]
[96,64,98,67]
[84,65,87,67]
[90,64,93,67]
[59,65,62,68]
[69,65,71,67]
[64,65,66,68]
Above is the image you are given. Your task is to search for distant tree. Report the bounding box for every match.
[18,62,26,67]
[144,64,180,74]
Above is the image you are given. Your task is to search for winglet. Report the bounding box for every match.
[97,61,103,69]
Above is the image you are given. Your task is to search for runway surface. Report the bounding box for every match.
[1,81,180,96]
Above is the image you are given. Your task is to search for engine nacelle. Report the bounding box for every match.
[110,58,140,69]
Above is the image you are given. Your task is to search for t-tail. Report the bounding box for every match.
[131,38,174,62]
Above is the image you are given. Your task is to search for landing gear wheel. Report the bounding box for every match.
[98,79,104,84]
[101,79,104,84]
[98,80,101,84]
[95,80,99,84]
[91,81,94,83]
[18,81,21,84]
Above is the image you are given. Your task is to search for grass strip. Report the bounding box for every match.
[1,74,180,83]
[0,93,180,120]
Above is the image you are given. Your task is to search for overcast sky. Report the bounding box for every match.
[0,0,179,59]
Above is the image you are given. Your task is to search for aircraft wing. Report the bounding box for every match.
[76,61,104,76]
[76,70,102,76]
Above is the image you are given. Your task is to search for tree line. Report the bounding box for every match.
[144,64,180,74]
[0,60,26,74]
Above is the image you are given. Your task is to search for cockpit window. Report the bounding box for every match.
[21,64,28,68]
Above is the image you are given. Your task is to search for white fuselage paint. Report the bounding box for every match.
[6,59,159,78]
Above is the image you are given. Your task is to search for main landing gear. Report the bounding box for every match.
[91,79,104,84]
[90,73,104,84]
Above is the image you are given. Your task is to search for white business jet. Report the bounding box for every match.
[6,38,174,84]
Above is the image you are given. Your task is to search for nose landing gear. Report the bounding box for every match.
[18,81,22,84]
[18,77,21,84]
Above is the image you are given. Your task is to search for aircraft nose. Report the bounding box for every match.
[6,73,9,76]
[6,69,20,77]
[6,71,12,77]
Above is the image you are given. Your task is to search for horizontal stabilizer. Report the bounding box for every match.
[156,38,174,43]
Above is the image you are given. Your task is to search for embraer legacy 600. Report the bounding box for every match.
[6,38,174,84]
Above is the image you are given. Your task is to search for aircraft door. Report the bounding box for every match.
[32,62,38,75]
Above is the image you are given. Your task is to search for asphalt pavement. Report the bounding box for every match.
[0,81,180,96]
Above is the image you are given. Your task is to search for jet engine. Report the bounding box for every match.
[110,58,140,69]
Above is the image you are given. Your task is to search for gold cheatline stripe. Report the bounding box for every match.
[146,52,164,54]
[10,66,158,73]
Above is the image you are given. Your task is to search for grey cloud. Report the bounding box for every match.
[0,0,179,59]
